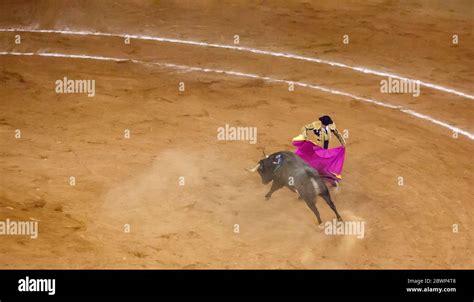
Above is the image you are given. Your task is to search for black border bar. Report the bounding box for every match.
[0,269,472,298]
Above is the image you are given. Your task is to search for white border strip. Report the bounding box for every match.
[1,28,473,100]
[1,51,472,140]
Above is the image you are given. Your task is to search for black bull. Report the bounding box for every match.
[247,151,342,225]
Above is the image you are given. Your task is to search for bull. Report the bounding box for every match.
[247,151,342,225]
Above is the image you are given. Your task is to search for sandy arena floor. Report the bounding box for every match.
[0,0,473,268]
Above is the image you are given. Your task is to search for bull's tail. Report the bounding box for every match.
[305,170,327,190]
[333,181,340,194]
[317,174,340,194]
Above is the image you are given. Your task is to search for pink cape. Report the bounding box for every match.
[292,140,345,181]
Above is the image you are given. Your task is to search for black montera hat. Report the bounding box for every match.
[319,115,333,126]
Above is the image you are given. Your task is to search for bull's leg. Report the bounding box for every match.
[320,190,342,221]
[265,181,283,200]
[287,186,303,200]
[303,197,323,225]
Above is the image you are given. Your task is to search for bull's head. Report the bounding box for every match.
[246,153,278,185]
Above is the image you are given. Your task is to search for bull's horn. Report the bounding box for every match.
[245,163,260,172]
[262,150,268,158]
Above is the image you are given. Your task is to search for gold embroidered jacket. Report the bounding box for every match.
[301,121,346,147]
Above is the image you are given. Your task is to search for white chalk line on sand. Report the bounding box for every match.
[0,28,473,101]
[1,51,472,140]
